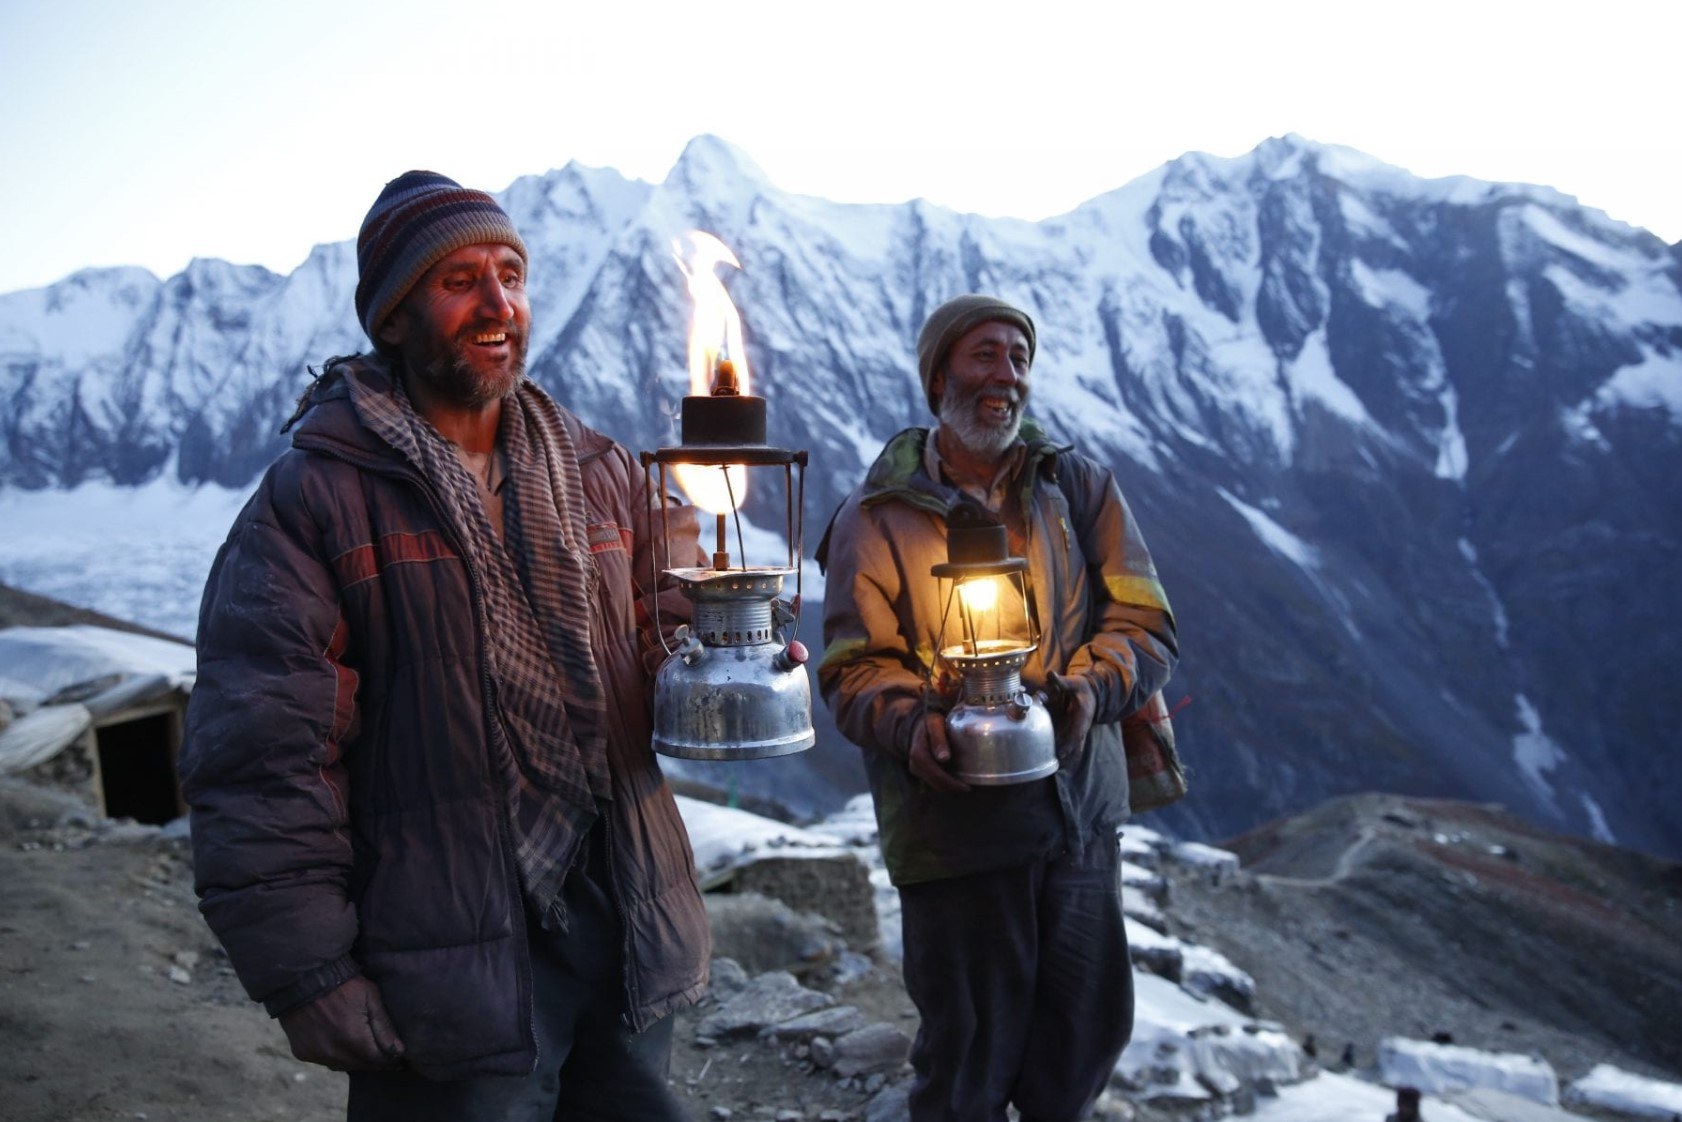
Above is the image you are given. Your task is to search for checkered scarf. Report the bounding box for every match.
[343,362,610,923]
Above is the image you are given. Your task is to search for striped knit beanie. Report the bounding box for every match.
[354,170,528,345]
[916,294,1037,415]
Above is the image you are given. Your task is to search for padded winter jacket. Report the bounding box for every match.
[818,423,1177,886]
[179,357,710,1079]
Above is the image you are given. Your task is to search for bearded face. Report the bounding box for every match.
[379,243,531,410]
[938,367,1023,459]
[934,320,1032,461]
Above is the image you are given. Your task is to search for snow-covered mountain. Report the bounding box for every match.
[2,134,1679,858]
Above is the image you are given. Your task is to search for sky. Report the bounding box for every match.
[1,0,1677,296]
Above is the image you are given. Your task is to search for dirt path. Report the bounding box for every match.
[0,782,345,1121]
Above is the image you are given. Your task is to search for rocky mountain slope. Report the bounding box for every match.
[2,135,1679,858]
[1164,793,1682,1085]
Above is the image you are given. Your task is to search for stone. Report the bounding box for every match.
[709,956,750,1001]
[732,852,879,952]
[705,892,844,975]
[831,1022,912,1078]
[864,1082,910,1122]
[761,1004,868,1041]
[695,971,834,1039]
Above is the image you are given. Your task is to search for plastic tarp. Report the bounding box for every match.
[0,626,194,708]
[0,674,45,708]
[0,703,92,774]
[0,625,195,775]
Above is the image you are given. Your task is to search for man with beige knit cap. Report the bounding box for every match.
[819,294,1179,1121]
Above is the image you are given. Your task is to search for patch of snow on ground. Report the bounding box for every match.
[1118,973,1302,1103]
[1380,1036,1559,1106]
[677,795,853,885]
[1565,1063,1682,1118]
[1168,840,1241,879]
[1250,1070,1485,1122]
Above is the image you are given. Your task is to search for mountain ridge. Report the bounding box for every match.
[2,134,1677,860]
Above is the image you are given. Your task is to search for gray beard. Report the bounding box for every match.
[938,380,1022,460]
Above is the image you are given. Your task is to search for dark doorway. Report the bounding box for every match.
[96,714,182,825]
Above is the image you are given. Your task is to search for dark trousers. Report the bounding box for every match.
[347,842,688,1122]
[898,835,1132,1122]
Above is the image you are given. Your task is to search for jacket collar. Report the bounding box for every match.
[283,354,393,459]
[858,416,1068,515]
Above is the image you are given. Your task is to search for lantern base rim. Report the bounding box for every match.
[653,730,815,760]
[952,758,1060,786]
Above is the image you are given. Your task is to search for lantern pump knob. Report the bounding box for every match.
[672,624,706,666]
[775,640,809,672]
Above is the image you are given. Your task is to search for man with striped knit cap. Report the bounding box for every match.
[180,171,709,1120]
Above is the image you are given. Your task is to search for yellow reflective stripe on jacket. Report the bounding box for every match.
[1106,573,1172,613]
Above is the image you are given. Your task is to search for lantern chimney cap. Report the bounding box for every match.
[931,500,1026,578]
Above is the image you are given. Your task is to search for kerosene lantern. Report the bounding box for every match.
[931,503,1057,784]
[640,232,814,761]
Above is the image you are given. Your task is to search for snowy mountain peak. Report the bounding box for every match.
[670,133,771,192]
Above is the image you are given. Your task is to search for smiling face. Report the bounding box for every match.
[932,319,1032,461]
[377,242,531,411]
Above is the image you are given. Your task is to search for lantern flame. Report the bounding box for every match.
[672,231,750,516]
[957,576,999,614]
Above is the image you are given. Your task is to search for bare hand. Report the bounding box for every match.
[278,975,406,1071]
[1049,672,1096,765]
[909,709,971,793]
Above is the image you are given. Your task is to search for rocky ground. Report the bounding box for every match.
[0,777,895,1122]
[4,773,1680,1122]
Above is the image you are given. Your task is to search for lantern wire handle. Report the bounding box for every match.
[793,457,806,629]
[935,581,958,669]
[723,466,747,569]
[960,582,982,657]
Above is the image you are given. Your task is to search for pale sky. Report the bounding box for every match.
[1,0,1677,297]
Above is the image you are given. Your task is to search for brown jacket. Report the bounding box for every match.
[181,357,709,1078]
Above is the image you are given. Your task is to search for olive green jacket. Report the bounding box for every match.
[817,423,1177,885]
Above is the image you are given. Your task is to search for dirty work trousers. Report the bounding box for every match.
[346,830,688,1122]
[898,834,1132,1122]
